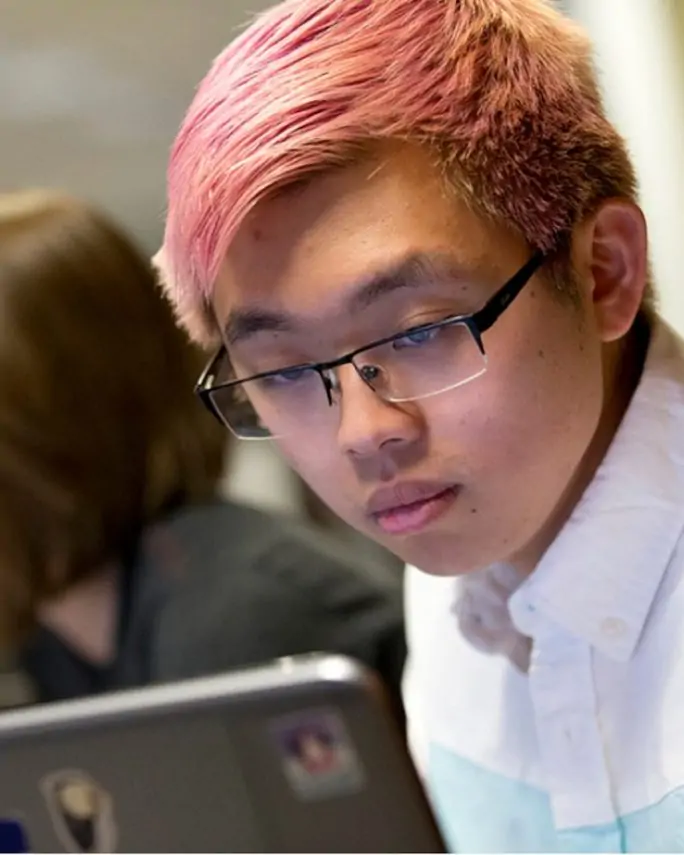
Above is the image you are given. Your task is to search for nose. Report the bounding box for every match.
[335,364,423,460]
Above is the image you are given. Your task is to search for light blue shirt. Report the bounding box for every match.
[404,320,684,852]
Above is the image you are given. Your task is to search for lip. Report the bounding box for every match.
[367,481,459,536]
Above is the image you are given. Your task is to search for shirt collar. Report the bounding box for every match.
[509,319,684,662]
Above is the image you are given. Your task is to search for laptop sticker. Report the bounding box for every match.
[0,816,30,853]
[40,770,117,853]
[270,709,365,801]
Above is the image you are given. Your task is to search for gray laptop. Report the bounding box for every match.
[0,654,444,853]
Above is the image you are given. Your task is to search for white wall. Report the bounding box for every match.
[567,0,684,333]
[223,441,303,517]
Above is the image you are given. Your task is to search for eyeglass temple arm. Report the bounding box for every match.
[471,250,547,335]
[195,346,226,393]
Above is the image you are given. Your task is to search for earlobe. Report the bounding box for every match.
[586,200,649,342]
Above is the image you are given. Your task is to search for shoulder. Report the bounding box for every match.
[128,501,404,685]
[139,499,401,597]
[635,535,684,707]
[131,497,403,635]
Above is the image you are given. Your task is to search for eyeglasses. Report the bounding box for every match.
[196,249,547,440]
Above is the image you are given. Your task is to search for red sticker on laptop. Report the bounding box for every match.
[270,709,365,800]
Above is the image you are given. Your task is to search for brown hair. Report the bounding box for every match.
[0,190,226,646]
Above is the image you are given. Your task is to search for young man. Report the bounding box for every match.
[155,0,684,849]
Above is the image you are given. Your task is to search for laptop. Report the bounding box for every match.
[0,654,445,853]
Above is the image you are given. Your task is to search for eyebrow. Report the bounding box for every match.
[222,251,472,345]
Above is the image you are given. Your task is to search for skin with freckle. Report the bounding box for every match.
[152,3,681,850]
[213,145,613,576]
[155,0,648,581]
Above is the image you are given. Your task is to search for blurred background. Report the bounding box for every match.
[1,0,682,518]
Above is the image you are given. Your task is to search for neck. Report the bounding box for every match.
[514,315,651,576]
[37,564,119,665]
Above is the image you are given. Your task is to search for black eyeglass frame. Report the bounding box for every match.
[196,248,547,430]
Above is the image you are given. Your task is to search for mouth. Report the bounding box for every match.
[369,484,459,536]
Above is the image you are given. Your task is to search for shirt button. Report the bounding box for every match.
[601,617,628,638]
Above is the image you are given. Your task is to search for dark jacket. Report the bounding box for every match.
[20,500,406,713]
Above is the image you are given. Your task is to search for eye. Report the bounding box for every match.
[392,325,442,350]
[260,366,313,388]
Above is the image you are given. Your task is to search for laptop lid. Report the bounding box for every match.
[0,654,444,853]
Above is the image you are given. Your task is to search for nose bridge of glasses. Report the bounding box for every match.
[317,353,385,403]
[318,363,338,403]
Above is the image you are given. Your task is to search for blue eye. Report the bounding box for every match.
[279,367,309,382]
[260,367,312,388]
[393,325,441,350]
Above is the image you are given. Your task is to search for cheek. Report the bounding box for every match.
[427,330,604,488]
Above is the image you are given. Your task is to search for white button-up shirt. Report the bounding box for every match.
[404,319,684,852]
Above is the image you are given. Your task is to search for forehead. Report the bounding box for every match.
[214,143,523,322]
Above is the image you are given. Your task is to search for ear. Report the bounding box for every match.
[576,200,649,342]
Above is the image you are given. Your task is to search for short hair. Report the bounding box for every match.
[156,0,643,346]
[0,190,226,645]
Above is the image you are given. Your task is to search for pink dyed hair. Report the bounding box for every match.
[156,0,638,345]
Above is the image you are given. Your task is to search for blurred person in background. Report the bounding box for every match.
[0,190,405,711]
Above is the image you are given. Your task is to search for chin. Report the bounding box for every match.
[388,531,485,577]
